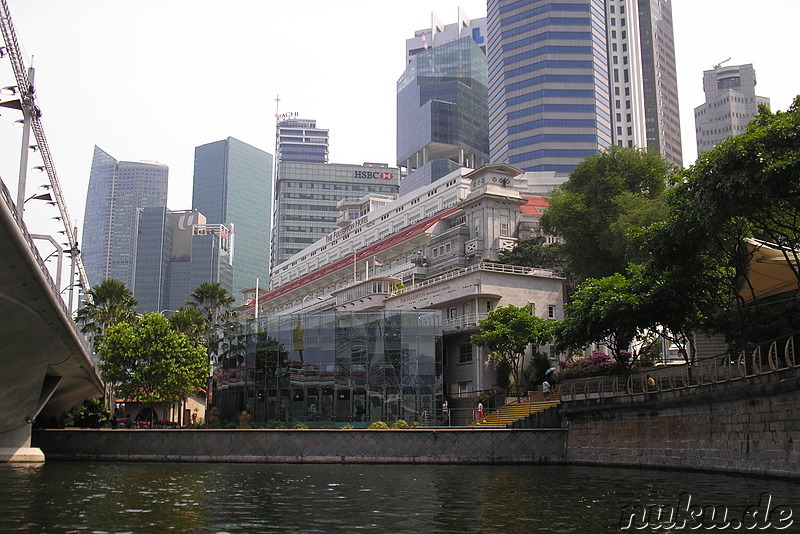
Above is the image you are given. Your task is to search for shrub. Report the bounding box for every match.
[367,421,389,429]
[64,399,109,429]
[341,424,355,429]
[391,419,409,429]
[269,420,286,429]
[559,351,620,379]
[322,423,334,429]
[293,423,309,429]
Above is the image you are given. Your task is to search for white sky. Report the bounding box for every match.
[1,0,798,288]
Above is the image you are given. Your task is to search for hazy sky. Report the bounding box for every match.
[1,0,798,287]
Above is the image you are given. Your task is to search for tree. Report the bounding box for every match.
[186,282,236,326]
[98,312,209,407]
[497,236,572,278]
[75,279,138,344]
[471,305,554,400]
[167,306,209,346]
[684,96,800,284]
[554,269,650,371]
[186,282,238,366]
[541,146,672,281]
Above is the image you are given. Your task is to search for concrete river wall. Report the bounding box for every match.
[33,428,567,464]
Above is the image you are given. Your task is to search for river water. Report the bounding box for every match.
[1,462,798,533]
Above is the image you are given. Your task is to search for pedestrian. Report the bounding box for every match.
[442,400,450,426]
[647,374,656,392]
[124,414,132,429]
[477,401,485,420]
[542,379,551,400]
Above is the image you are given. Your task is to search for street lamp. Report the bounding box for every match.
[302,295,324,312]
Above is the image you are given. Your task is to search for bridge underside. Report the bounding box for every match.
[0,189,104,461]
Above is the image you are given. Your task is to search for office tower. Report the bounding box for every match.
[694,62,770,155]
[636,0,682,167]
[397,11,489,196]
[134,208,233,314]
[606,0,647,150]
[275,116,329,164]
[192,137,272,303]
[486,0,682,176]
[81,146,168,290]
[270,162,400,268]
[486,0,613,177]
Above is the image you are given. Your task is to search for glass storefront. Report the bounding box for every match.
[210,311,441,427]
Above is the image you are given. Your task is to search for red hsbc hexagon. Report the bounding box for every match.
[380,172,393,180]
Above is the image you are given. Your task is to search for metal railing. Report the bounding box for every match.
[561,333,799,402]
[407,261,558,293]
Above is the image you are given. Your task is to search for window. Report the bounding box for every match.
[499,215,509,237]
[448,307,457,320]
[458,381,473,397]
[548,305,556,319]
[458,345,473,364]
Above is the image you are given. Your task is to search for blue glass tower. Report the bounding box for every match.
[486,0,613,176]
[397,35,489,196]
[81,146,168,290]
[192,137,272,303]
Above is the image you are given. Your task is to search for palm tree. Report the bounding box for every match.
[186,282,236,327]
[75,279,138,344]
[167,306,209,346]
[186,282,237,366]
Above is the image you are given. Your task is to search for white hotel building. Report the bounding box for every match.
[244,164,565,405]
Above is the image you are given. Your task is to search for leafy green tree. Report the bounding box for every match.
[541,146,672,281]
[64,398,110,428]
[471,304,554,400]
[554,269,649,371]
[683,96,800,281]
[497,236,572,277]
[98,312,210,407]
[75,279,138,343]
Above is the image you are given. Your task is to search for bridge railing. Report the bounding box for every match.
[560,333,798,402]
[0,178,92,354]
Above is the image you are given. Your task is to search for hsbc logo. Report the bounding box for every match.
[354,170,395,180]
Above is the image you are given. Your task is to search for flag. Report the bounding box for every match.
[420,32,429,50]
[374,257,382,267]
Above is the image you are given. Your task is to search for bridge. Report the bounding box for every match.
[0,180,103,461]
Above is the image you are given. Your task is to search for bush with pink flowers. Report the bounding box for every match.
[559,351,622,379]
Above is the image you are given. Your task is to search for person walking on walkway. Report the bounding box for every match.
[477,401,485,420]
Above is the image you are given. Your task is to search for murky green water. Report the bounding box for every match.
[0,462,797,533]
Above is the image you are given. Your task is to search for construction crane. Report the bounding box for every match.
[713,57,731,69]
[0,0,91,303]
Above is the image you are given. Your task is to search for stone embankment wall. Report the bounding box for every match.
[33,428,566,464]
[562,369,800,478]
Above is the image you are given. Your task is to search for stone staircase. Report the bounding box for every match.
[471,386,561,428]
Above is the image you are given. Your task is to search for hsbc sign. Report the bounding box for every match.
[354,170,395,180]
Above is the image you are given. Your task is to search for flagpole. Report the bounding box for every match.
[254,277,259,321]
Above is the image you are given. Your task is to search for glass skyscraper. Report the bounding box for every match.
[276,118,329,164]
[192,137,273,303]
[134,208,233,314]
[81,146,168,290]
[397,35,489,196]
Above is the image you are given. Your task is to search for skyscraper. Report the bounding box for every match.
[275,116,329,164]
[81,146,168,290]
[694,62,769,155]
[486,0,613,177]
[637,0,682,167]
[192,137,272,302]
[485,0,682,175]
[397,12,489,196]
[133,208,233,314]
[270,161,400,268]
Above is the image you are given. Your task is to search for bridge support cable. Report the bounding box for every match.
[0,0,91,301]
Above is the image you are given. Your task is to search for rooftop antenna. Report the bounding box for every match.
[713,57,731,69]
